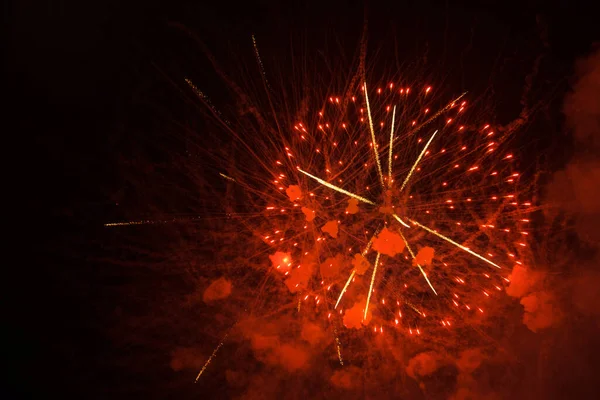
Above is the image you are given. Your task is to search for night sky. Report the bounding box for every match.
[10,0,599,398]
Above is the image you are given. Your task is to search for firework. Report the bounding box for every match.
[107,37,534,377]
[207,69,532,340]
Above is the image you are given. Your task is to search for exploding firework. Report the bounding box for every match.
[107,35,534,381]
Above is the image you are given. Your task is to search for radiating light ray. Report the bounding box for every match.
[406,92,467,138]
[362,227,382,256]
[404,300,424,316]
[393,213,411,228]
[252,35,272,93]
[416,265,437,295]
[105,216,202,227]
[252,34,282,136]
[195,334,228,383]
[333,327,344,366]
[298,169,376,205]
[364,252,381,321]
[409,219,502,269]
[399,230,438,295]
[400,130,439,192]
[388,105,397,187]
[104,217,199,227]
[363,82,385,187]
[335,270,356,309]
[105,220,158,227]
[185,78,230,126]
[219,172,236,182]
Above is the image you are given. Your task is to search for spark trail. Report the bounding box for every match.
[409,219,502,269]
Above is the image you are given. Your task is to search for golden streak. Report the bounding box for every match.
[185,78,231,126]
[388,105,396,187]
[409,219,502,269]
[298,169,376,205]
[408,93,467,137]
[334,327,344,366]
[404,300,424,316]
[364,252,381,321]
[185,78,205,99]
[335,270,356,309]
[393,213,411,228]
[364,82,385,187]
[195,334,228,383]
[362,227,381,255]
[252,35,268,84]
[399,231,438,295]
[104,220,154,227]
[219,173,236,182]
[105,216,201,227]
[400,130,439,192]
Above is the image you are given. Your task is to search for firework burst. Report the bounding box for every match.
[191,58,532,344]
[107,35,534,379]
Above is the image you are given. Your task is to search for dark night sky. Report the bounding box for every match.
[8,0,598,398]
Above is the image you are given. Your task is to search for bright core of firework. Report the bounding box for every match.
[296,83,499,321]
